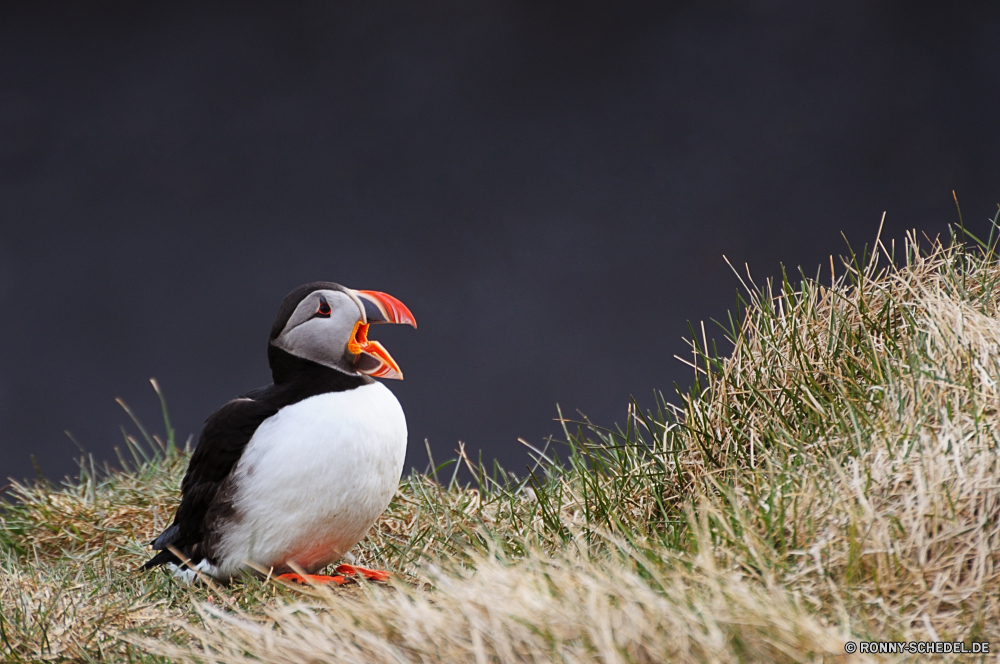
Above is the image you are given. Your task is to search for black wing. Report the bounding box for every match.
[142,397,279,570]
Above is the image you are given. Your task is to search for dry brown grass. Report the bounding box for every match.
[139,537,853,664]
[688,231,1000,644]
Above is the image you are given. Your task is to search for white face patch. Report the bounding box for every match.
[271,290,364,371]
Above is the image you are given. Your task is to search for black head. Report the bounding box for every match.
[268,281,416,381]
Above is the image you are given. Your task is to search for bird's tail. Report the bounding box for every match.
[141,548,180,570]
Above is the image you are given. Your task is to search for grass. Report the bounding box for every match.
[3,216,1000,662]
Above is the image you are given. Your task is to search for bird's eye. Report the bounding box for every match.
[316,296,332,318]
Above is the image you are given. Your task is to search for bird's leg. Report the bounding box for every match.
[276,573,349,586]
[335,564,391,582]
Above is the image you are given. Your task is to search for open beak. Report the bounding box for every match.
[347,290,417,380]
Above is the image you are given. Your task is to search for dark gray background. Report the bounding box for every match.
[1,1,998,486]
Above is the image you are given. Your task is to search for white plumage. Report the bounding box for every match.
[205,382,406,579]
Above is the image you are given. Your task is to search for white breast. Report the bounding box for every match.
[213,382,406,578]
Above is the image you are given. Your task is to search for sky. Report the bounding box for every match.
[1,1,998,486]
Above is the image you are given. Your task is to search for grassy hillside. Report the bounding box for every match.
[2,222,1000,662]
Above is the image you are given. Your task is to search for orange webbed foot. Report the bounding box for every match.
[334,564,391,582]
[276,573,349,586]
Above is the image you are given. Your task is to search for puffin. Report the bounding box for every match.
[142,282,416,585]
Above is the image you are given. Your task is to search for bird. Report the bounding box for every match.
[142,281,416,585]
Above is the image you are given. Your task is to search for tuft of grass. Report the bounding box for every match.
[3,215,1000,662]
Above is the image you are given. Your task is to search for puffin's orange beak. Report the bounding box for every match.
[348,290,416,380]
[355,290,417,328]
